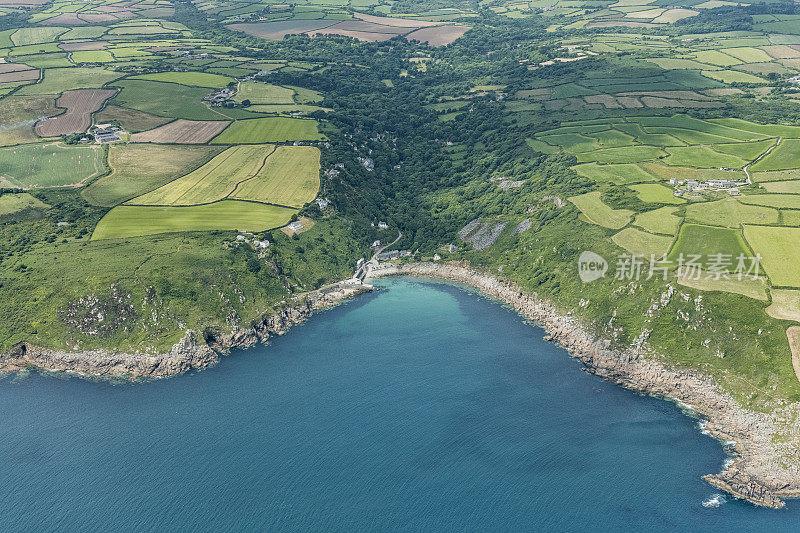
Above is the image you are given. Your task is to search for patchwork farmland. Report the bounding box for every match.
[35,88,117,137]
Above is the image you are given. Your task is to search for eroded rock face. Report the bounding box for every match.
[2,330,218,379]
[366,261,800,509]
[0,284,371,380]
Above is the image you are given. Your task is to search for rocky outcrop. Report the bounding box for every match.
[2,331,218,379]
[0,283,371,380]
[366,261,800,509]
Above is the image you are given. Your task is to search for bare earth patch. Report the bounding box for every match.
[353,12,442,27]
[59,41,109,52]
[35,88,117,137]
[405,25,469,46]
[786,326,800,384]
[0,63,36,73]
[0,70,39,84]
[767,289,800,322]
[130,119,230,144]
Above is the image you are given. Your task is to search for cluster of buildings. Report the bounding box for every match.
[235,233,269,249]
[79,123,123,144]
[670,176,744,196]
[376,250,411,261]
[204,86,237,107]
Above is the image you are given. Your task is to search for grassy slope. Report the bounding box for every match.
[83,144,226,207]
[231,146,321,207]
[211,117,325,143]
[128,145,273,206]
[92,200,296,240]
[0,143,103,187]
[0,219,366,352]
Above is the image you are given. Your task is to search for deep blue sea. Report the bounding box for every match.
[2,278,800,531]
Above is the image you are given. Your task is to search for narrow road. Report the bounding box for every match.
[371,230,402,261]
[744,137,780,184]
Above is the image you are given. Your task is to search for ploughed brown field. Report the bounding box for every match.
[0,63,36,73]
[39,13,87,25]
[229,12,469,46]
[58,41,109,52]
[0,70,40,84]
[0,0,49,5]
[35,89,117,137]
[130,119,231,144]
[405,25,470,46]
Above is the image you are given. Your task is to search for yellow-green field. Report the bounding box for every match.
[92,201,297,240]
[231,146,321,207]
[128,145,274,206]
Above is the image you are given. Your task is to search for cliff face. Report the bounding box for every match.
[0,284,370,380]
[4,259,799,507]
[366,261,800,509]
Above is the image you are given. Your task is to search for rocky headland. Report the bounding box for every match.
[0,282,371,380]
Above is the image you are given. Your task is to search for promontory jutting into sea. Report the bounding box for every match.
[2,0,800,528]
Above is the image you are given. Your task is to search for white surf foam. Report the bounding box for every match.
[702,494,726,508]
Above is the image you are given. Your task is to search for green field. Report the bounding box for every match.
[663,146,746,168]
[750,139,800,172]
[525,138,559,154]
[235,82,295,105]
[92,200,297,240]
[762,181,800,194]
[739,194,800,209]
[538,133,599,153]
[574,162,655,184]
[211,117,325,143]
[685,198,779,227]
[10,27,67,46]
[612,227,674,256]
[710,118,800,138]
[71,51,115,64]
[569,191,632,229]
[111,80,223,120]
[129,71,234,88]
[634,206,681,235]
[17,68,123,95]
[678,273,768,301]
[83,144,225,207]
[629,183,684,204]
[588,129,635,148]
[693,50,742,66]
[130,144,273,205]
[232,146,320,207]
[752,169,800,182]
[0,193,49,215]
[714,139,776,161]
[668,223,752,268]
[743,225,800,287]
[577,146,665,164]
[701,69,766,84]
[0,143,103,187]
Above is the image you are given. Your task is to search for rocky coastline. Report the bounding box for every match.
[3,258,799,508]
[0,282,371,380]
[365,261,800,509]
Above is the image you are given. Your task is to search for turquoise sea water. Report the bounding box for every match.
[2,278,800,531]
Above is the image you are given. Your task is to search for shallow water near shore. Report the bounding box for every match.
[2,277,800,531]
